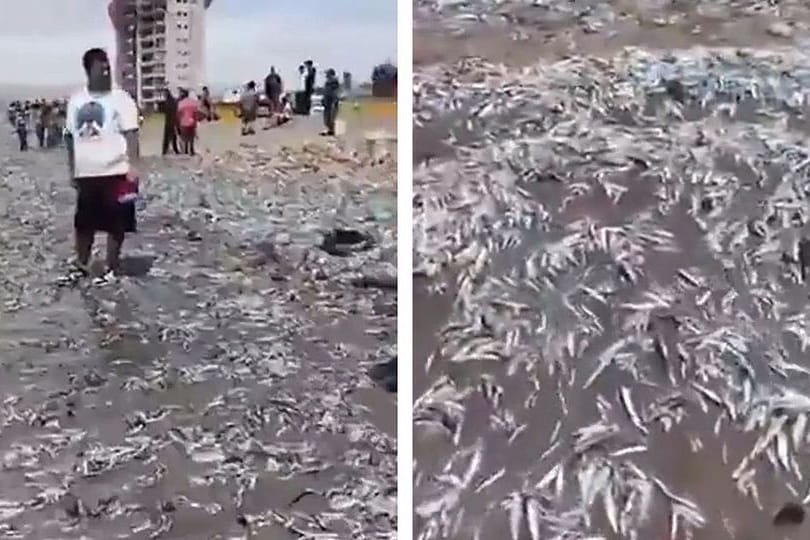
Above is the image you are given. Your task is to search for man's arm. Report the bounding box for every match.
[123,130,140,170]
[117,91,141,173]
[64,98,76,183]
[65,133,75,182]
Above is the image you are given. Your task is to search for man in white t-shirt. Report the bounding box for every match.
[65,48,140,276]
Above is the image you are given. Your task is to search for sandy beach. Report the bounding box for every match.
[0,100,397,538]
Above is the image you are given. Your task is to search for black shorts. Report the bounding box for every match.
[74,176,136,236]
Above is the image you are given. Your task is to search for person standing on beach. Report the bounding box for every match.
[177,89,199,155]
[53,100,67,147]
[239,81,258,135]
[321,68,341,136]
[65,48,140,276]
[200,86,216,121]
[264,67,282,113]
[294,64,307,114]
[35,107,45,148]
[36,101,53,148]
[31,100,41,143]
[303,60,316,115]
[160,88,180,155]
[47,101,62,148]
[15,109,29,151]
[298,65,306,91]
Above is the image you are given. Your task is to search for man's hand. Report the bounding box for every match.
[126,167,139,185]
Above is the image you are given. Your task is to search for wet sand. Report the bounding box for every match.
[414,2,810,539]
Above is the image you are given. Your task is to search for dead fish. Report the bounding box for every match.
[414,43,810,540]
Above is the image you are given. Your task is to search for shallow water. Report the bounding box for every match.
[0,135,396,538]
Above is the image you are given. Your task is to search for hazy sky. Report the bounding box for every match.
[0,0,396,87]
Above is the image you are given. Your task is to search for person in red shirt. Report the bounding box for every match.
[176,88,199,155]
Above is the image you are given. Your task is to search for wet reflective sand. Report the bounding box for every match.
[414,2,810,539]
[0,121,396,538]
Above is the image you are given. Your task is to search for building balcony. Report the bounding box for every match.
[138,21,165,29]
[143,76,168,86]
[139,30,166,39]
[139,39,166,47]
[141,56,166,64]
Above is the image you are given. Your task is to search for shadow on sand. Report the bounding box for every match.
[118,255,155,277]
[88,254,156,277]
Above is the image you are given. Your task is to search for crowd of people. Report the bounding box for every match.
[238,60,342,137]
[156,60,344,155]
[4,48,356,281]
[7,59,347,158]
[4,59,347,160]
[7,99,68,151]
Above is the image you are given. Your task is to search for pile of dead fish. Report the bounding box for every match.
[415,0,808,34]
[415,46,810,539]
[415,0,619,30]
[0,140,396,538]
[211,140,396,182]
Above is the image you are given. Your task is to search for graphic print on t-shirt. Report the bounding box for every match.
[75,101,105,138]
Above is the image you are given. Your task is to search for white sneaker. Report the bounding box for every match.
[93,270,116,286]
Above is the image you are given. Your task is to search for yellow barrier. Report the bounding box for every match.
[357,99,397,120]
[213,103,240,123]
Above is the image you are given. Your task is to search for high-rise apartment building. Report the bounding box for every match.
[107,0,212,111]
